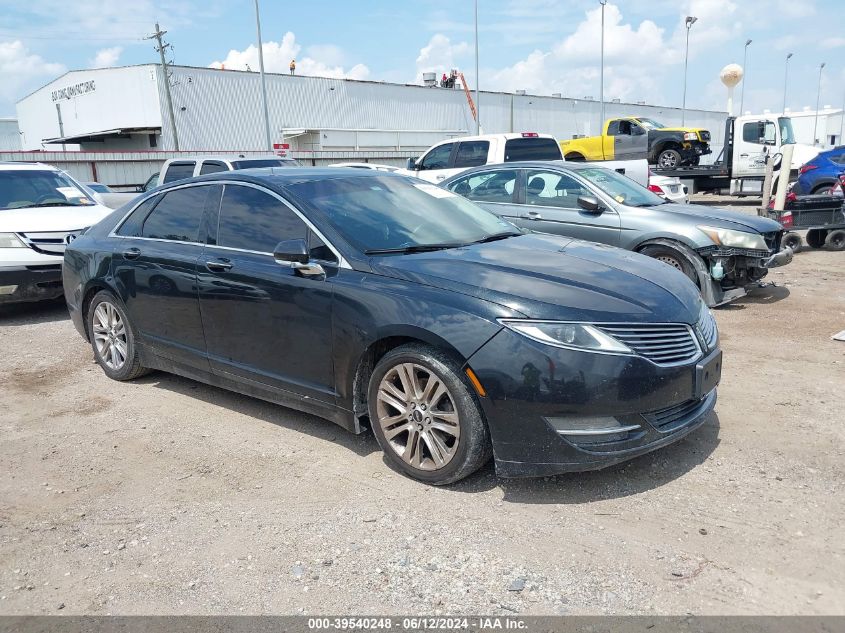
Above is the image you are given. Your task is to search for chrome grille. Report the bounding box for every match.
[18,229,84,256]
[696,306,718,352]
[595,324,700,365]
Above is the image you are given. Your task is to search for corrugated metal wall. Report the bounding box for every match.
[0,119,21,150]
[156,65,728,153]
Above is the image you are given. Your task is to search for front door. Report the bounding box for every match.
[111,184,221,370]
[608,119,648,160]
[197,183,336,404]
[734,119,776,177]
[518,169,621,246]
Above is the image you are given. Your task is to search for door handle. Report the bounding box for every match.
[526,210,543,220]
[740,154,749,157]
[435,174,446,181]
[205,259,233,272]
[122,247,141,260]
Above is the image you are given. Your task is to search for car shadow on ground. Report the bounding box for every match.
[721,284,791,309]
[449,413,721,504]
[137,371,381,459]
[0,298,69,326]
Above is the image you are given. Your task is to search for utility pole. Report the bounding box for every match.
[599,1,606,128]
[813,62,825,146]
[147,23,180,151]
[474,0,480,135]
[782,53,793,113]
[254,0,273,151]
[681,16,697,126]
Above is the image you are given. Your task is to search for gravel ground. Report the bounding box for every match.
[1,209,844,615]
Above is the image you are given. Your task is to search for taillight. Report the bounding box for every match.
[798,164,818,175]
[781,210,793,229]
[521,132,539,137]
[647,184,664,194]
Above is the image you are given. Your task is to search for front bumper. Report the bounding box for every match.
[762,247,793,269]
[467,328,720,477]
[0,265,64,304]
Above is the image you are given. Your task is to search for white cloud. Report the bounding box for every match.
[821,37,845,49]
[0,40,65,109]
[90,46,123,68]
[210,32,370,81]
[414,34,472,84]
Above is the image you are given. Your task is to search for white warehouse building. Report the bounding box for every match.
[16,64,730,155]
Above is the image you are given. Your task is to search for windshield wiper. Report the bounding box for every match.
[470,231,522,244]
[9,202,92,209]
[365,242,465,255]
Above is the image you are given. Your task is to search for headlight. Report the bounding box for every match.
[0,233,26,248]
[683,132,698,141]
[499,319,633,354]
[697,225,768,250]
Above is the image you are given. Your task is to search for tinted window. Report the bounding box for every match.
[743,121,776,145]
[142,172,159,192]
[454,141,490,168]
[199,161,228,175]
[578,167,664,207]
[162,162,196,183]
[829,151,845,165]
[142,186,211,242]
[526,170,588,208]
[217,185,307,253]
[230,159,298,169]
[285,176,516,253]
[116,195,160,237]
[448,170,517,203]
[606,120,621,135]
[503,138,562,162]
[419,143,454,170]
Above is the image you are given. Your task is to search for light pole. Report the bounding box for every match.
[254,0,273,151]
[681,15,697,126]
[739,39,751,115]
[813,62,825,146]
[599,0,606,128]
[782,52,793,113]
[474,0,480,134]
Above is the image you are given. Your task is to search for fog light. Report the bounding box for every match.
[0,285,18,296]
[544,415,641,445]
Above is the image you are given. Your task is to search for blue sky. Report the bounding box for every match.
[1,0,843,117]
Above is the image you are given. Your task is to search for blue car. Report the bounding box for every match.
[795,146,845,194]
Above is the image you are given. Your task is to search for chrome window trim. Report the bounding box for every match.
[108,180,351,269]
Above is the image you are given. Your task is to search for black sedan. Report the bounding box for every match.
[63,169,721,484]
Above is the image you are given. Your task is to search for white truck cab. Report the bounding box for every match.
[402,133,564,183]
[0,163,113,304]
[731,114,819,179]
[157,155,300,187]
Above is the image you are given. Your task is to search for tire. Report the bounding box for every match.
[565,153,585,162]
[88,290,149,381]
[824,229,845,251]
[782,232,803,253]
[806,229,827,249]
[367,343,492,485]
[638,243,698,284]
[811,183,833,195]
[657,148,682,169]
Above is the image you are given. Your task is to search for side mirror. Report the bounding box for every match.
[273,239,325,278]
[406,157,418,171]
[577,195,603,213]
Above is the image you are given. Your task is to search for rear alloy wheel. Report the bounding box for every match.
[657,148,682,169]
[368,344,491,485]
[782,232,803,253]
[825,229,845,251]
[88,290,148,381]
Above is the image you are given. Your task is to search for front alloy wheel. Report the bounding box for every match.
[368,344,492,485]
[376,362,461,471]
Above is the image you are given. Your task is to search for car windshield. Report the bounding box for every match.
[636,118,665,130]
[284,175,519,253]
[0,170,97,210]
[778,117,796,145]
[576,167,667,207]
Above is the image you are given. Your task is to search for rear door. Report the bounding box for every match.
[518,168,621,245]
[197,183,336,403]
[443,168,521,223]
[112,184,221,370]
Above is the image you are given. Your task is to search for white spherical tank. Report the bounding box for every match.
[720,64,744,88]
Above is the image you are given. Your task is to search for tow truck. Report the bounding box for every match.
[652,114,819,196]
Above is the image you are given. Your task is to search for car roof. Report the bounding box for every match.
[154,167,400,191]
[0,162,62,171]
[440,160,603,182]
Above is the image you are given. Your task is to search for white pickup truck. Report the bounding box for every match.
[401,132,648,187]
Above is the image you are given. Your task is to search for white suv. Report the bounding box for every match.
[0,163,113,304]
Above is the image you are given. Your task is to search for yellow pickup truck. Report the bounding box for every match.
[560,117,712,168]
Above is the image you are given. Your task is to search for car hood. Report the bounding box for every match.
[651,202,783,233]
[0,204,113,233]
[370,234,702,323]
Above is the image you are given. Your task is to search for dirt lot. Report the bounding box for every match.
[1,221,844,615]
